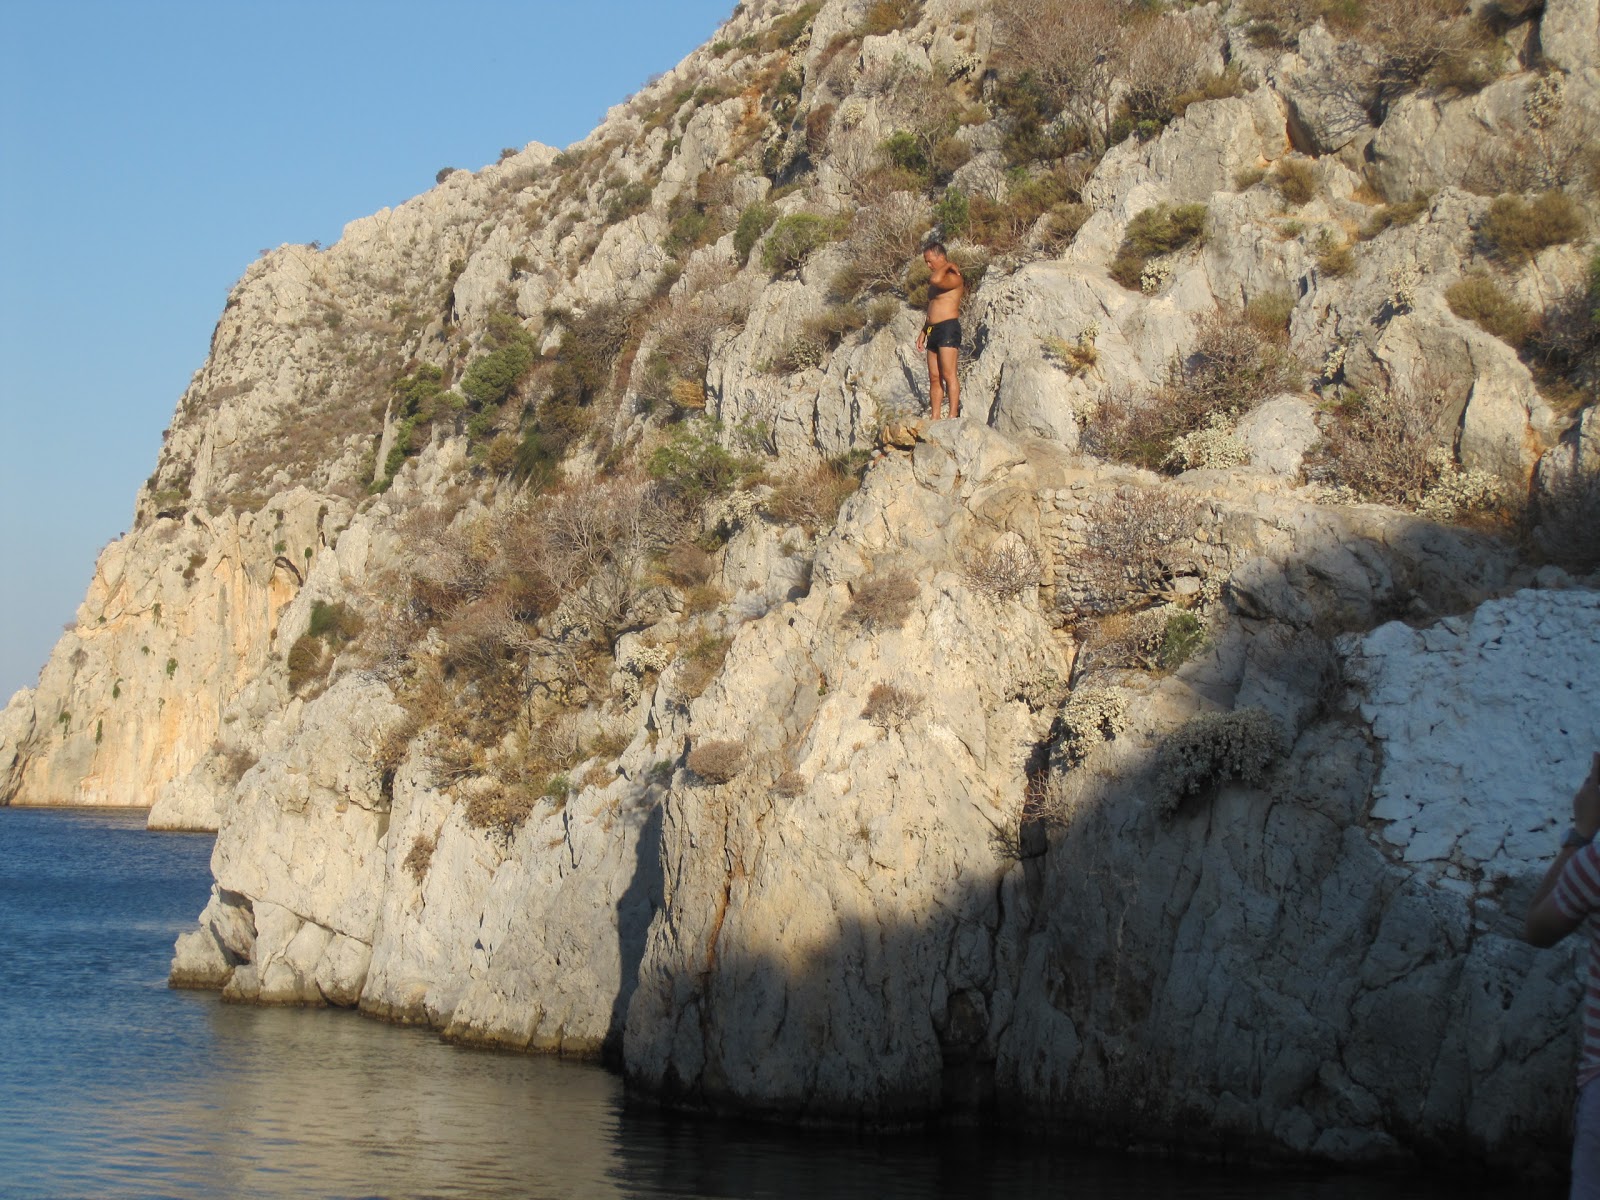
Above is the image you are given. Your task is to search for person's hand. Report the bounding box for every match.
[916,333,926,353]
[1574,751,1600,838]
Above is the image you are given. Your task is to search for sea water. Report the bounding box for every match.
[0,808,1544,1199]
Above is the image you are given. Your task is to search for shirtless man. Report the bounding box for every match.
[915,242,964,420]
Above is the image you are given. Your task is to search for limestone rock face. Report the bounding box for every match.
[3,0,1595,1176]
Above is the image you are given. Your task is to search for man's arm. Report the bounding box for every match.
[1524,752,1600,947]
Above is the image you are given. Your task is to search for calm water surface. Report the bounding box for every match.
[0,807,1547,1199]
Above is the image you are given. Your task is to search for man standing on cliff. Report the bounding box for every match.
[1525,752,1600,1198]
[915,242,964,421]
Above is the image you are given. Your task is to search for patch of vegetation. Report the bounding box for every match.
[1085,311,1302,470]
[845,570,919,630]
[647,420,750,508]
[761,213,846,275]
[1155,708,1288,817]
[766,460,862,533]
[1479,190,1586,265]
[734,202,777,265]
[1110,204,1208,291]
[687,738,746,783]
[1446,271,1532,347]
[862,682,920,731]
[1360,192,1432,240]
[1273,159,1317,206]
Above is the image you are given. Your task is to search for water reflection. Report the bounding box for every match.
[0,809,1549,1200]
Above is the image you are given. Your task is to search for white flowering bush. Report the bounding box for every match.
[1141,257,1175,294]
[1154,707,1288,816]
[1162,414,1249,471]
[1057,687,1129,766]
[1417,449,1505,520]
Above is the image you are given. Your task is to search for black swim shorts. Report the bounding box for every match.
[924,318,961,351]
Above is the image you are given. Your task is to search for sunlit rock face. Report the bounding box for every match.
[7,0,1600,1175]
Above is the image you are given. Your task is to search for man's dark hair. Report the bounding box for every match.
[924,241,947,257]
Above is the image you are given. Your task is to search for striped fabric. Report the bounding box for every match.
[1554,845,1600,1087]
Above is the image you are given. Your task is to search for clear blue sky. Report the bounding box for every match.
[0,0,735,701]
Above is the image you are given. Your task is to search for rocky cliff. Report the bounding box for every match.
[7,0,1600,1174]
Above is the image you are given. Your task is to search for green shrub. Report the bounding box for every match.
[1480,190,1586,265]
[858,0,920,35]
[772,2,822,48]
[1110,204,1208,290]
[1446,271,1532,347]
[647,420,748,506]
[460,314,535,410]
[734,202,777,265]
[1159,611,1206,670]
[307,600,364,644]
[881,131,929,179]
[604,180,655,225]
[761,213,845,275]
[933,187,970,240]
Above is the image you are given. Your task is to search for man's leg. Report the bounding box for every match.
[927,351,945,419]
[1575,1077,1600,1200]
[938,346,961,418]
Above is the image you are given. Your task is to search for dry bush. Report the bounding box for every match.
[1081,607,1205,673]
[675,633,731,700]
[1243,291,1296,337]
[403,834,437,882]
[833,189,932,300]
[1154,707,1288,817]
[540,476,681,644]
[462,784,538,849]
[845,570,920,629]
[766,461,861,532]
[287,635,332,695]
[862,682,921,731]
[990,0,1132,154]
[216,744,259,786]
[687,738,746,783]
[771,305,871,374]
[1176,310,1303,413]
[1479,191,1586,265]
[858,0,921,36]
[1446,271,1532,347]
[1474,76,1600,193]
[1317,237,1356,278]
[1120,15,1207,134]
[773,770,807,798]
[1070,487,1203,615]
[1273,158,1317,206]
[1360,193,1432,239]
[963,539,1042,599]
[1043,333,1099,375]
[1083,311,1301,470]
[657,544,714,588]
[635,268,749,409]
[1308,377,1461,508]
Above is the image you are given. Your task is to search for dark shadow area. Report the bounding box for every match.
[608,798,664,1067]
